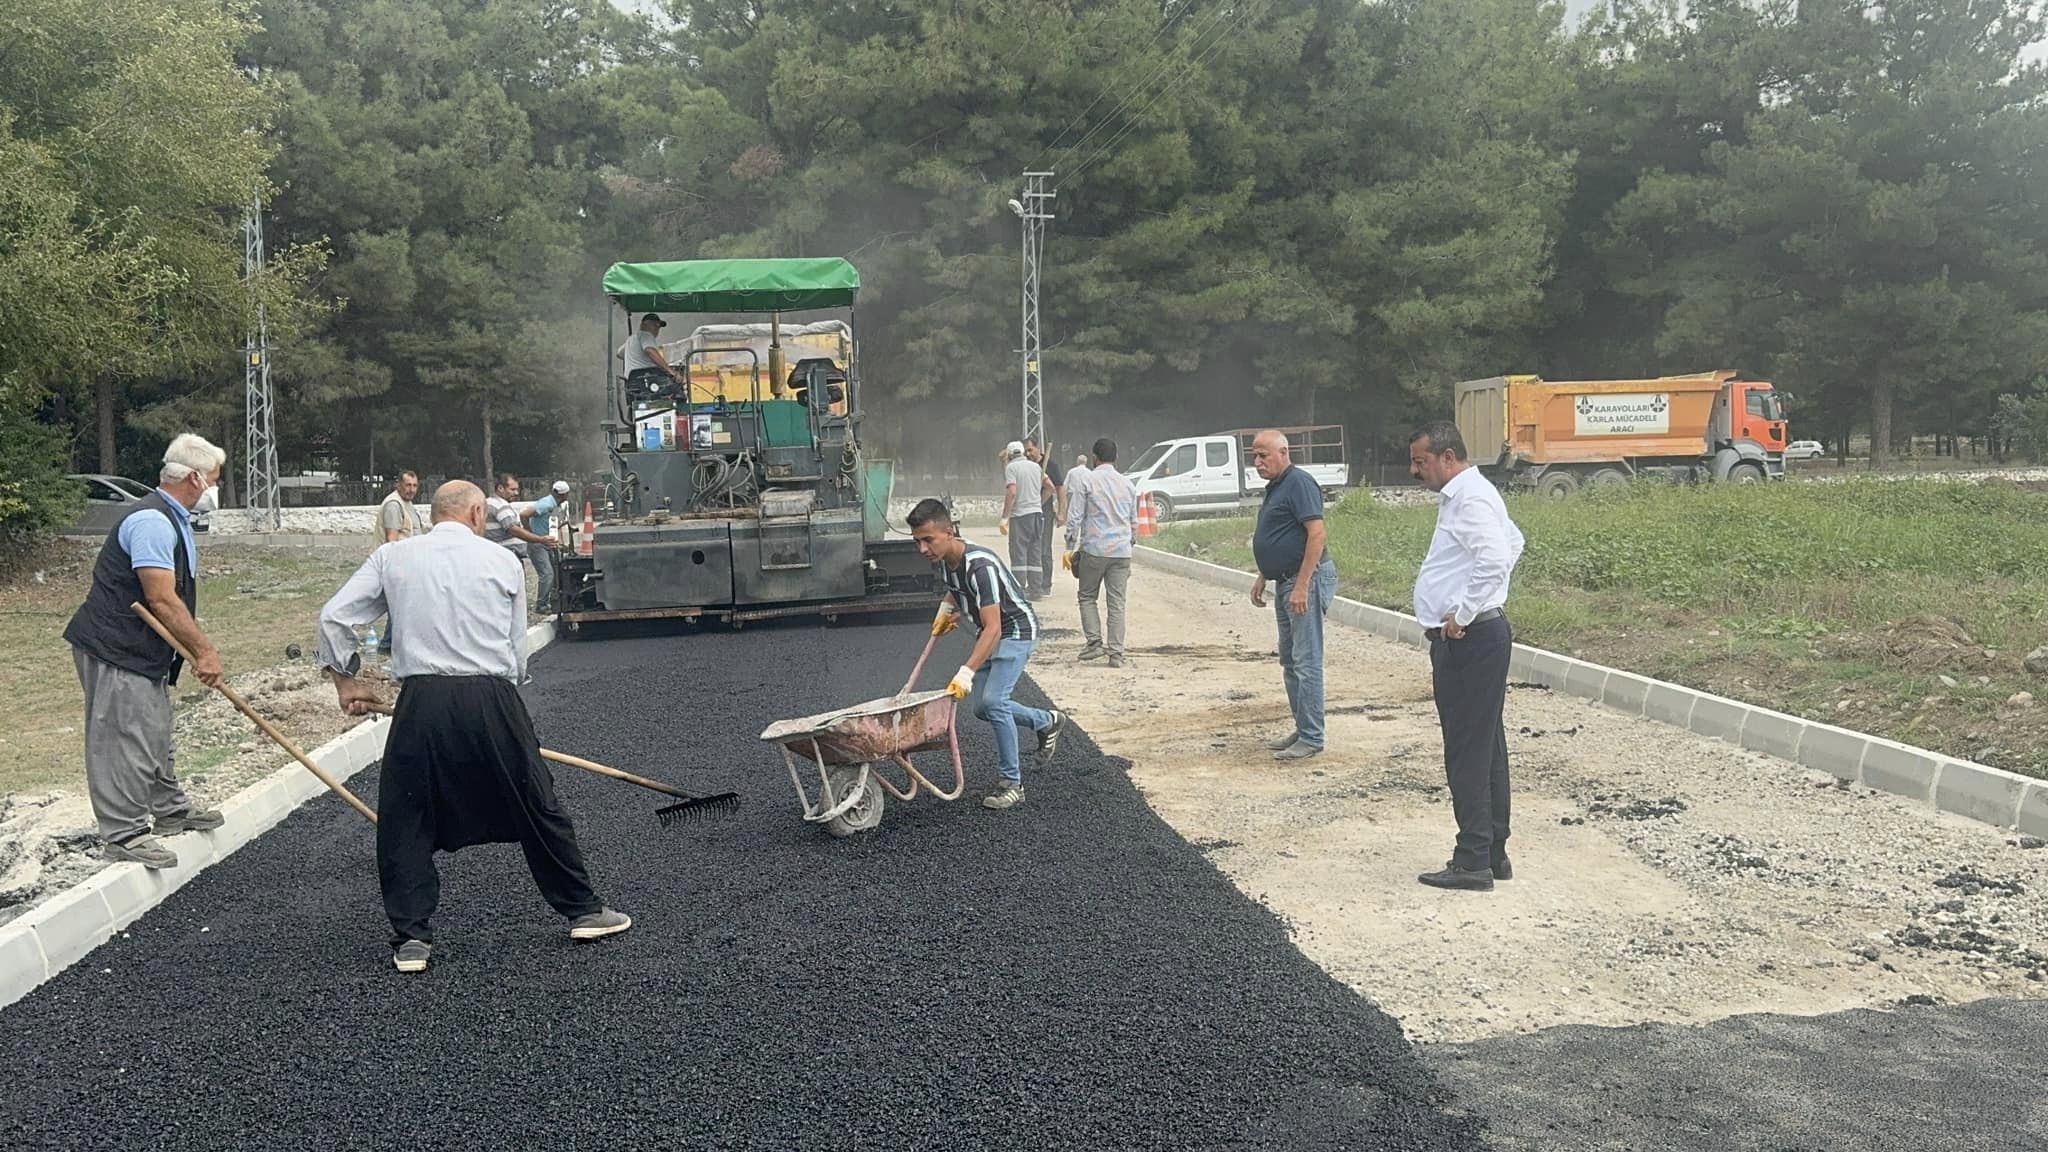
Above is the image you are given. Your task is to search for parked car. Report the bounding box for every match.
[66,474,211,536]
[1782,440,1825,461]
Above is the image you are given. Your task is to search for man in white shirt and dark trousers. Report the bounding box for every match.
[319,480,630,973]
[1408,422,1526,892]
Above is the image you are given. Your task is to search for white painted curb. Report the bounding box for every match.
[1133,546,2048,841]
[0,620,557,1011]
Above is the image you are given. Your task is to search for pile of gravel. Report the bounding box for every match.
[0,623,1481,1151]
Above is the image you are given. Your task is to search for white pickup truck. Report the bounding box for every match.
[1123,426,1348,521]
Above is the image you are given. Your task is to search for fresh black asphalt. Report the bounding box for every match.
[7,621,2043,1149]
[0,622,1480,1151]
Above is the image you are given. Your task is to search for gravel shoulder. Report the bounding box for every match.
[1432,996,2048,1149]
[1022,563,2048,1043]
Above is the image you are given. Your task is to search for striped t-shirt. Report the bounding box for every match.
[943,543,1039,641]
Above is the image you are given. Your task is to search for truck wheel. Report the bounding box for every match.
[1149,494,1175,524]
[1588,468,1629,489]
[1727,462,1766,484]
[1536,471,1580,499]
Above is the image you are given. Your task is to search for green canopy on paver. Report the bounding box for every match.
[602,258,860,314]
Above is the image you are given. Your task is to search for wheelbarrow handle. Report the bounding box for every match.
[901,631,941,697]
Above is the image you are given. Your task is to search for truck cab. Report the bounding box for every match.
[1125,426,1347,521]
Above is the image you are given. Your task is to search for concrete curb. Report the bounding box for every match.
[0,620,557,1012]
[1133,546,2048,841]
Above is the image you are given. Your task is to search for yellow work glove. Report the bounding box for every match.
[998,518,1010,536]
[947,665,976,699]
[931,601,960,637]
[1061,551,1076,573]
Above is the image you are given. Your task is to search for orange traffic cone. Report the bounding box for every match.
[578,502,596,556]
[1136,492,1158,538]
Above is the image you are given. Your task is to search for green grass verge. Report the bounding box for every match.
[1160,477,2048,780]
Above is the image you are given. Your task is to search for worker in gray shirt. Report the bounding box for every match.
[485,473,560,615]
[319,480,630,975]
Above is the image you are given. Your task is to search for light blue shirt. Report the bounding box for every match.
[526,494,561,535]
[118,489,197,573]
[1064,464,1137,559]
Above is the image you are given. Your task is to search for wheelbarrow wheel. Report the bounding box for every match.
[824,765,884,837]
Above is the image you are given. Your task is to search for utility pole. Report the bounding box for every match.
[242,197,281,531]
[1010,171,1055,450]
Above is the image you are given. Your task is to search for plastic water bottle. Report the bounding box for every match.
[364,626,380,651]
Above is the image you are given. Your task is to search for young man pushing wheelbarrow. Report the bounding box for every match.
[907,498,1065,809]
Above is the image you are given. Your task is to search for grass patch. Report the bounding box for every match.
[1162,478,2048,779]
[0,541,372,796]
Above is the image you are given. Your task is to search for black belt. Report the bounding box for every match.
[1425,607,1504,642]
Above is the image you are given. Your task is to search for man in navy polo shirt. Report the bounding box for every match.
[1248,429,1335,761]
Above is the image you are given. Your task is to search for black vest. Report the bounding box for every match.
[62,491,196,683]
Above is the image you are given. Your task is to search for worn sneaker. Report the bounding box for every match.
[393,939,432,973]
[105,834,177,870]
[1263,733,1301,752]
[1107,655,1126,668]
[1037,711,1066,765]
[1077,645,1107,662]
[154,808,225,835]
[982,785,1025,810]
[1273,742,1324,761]
[568,908,633,941]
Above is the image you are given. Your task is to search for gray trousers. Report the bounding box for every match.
[74,648,188,843]
[1075,553,1131,656]
[1008,512,1047,594]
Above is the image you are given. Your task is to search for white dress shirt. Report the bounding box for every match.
[1413,466,1525,628]
[319,521,530,682]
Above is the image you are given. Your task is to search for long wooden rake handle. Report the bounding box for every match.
[357,703,696,801]
[130,602,379,825]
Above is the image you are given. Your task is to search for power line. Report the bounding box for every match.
[1061,0,1270,189]
[1029,1,1200,170]
[1048,0,1240,176]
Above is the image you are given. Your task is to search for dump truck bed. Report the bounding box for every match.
[1457,373,1731,467]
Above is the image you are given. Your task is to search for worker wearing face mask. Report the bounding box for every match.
[61,434,230,870]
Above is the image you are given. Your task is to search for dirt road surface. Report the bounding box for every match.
[1019,559,2048,1044]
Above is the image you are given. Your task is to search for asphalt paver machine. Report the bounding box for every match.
[556,258,936,630]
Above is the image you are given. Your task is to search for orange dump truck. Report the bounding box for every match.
[1453,370,1789,497]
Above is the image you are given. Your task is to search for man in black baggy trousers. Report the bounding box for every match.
[1408,422,1525,892]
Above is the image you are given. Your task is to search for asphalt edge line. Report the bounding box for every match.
[0,619,557,1011]
[1132,546,2045,841]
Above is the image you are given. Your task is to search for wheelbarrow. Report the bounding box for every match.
[759,634,964,837]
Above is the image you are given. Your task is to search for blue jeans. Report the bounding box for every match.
[1274,559,1337,748]
[969,637,1052,785]
[534,549,556,612]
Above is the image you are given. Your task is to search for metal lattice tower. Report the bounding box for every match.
[242,198,280,531]
[1015,172,1055,449]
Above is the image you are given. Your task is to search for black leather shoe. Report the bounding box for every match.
[1443,857,1513,881]
[1419,865,1496,892]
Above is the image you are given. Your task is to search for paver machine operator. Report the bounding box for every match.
[554,258,935,629]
